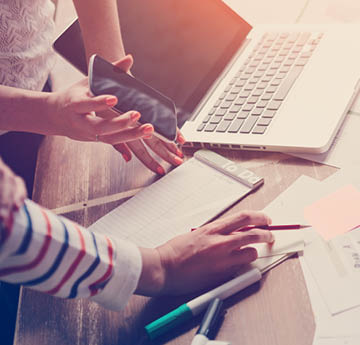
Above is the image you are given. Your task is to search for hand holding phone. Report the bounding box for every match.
[89,54,178,142]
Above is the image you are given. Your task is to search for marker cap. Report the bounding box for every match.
[145,303,193,340]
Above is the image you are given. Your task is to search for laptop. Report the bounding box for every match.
[53,0,360,154]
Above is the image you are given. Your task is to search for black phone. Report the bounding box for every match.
[89,54,178,142]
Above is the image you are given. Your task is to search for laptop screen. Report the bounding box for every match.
[54,0,251,125]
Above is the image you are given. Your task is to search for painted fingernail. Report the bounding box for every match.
[174,156,183,165]
[142,124,154,135]
[177,133,186,144]
[131,112,141,122]
[106,96,117,106]
[122,153,131,162]
[157,166,165,175]
[176,149,184,158]
[144,134,153,139]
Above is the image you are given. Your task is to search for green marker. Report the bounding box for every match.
[145,267,261,340]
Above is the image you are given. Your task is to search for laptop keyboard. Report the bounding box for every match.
[197,31,323,135]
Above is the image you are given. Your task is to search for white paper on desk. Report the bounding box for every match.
[257,173,360,337]
[89,156,252,247]
[304,235,360,315]
[313,335,360,345]
[300,241,360,339]
[290,114,360,169]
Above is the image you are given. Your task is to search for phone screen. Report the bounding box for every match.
[89,55,178,142]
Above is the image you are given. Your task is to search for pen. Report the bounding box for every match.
[191,224,310,232]
[144,267,261,340]
[239,224,311,231]
[190,298,224,345]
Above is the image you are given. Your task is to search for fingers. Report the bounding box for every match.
[230,247,258,267]
[207,211,271,235]
[0,163,27,226]
[143,137,183,167]
[113,143,133,162]
[228,228,274,249]
[127,140,166,175]
[74,95,118,114]
[98,123,154,145]
[93,111,140,136]
[112,54,134,73]
[96,107,122,120]
[176,129,186,145]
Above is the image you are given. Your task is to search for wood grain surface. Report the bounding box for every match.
[14,136,336,345]
[13,1,342,344]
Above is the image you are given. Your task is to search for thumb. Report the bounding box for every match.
[112,54,134,73]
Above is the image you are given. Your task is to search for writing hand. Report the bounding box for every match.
[136,211,274,296]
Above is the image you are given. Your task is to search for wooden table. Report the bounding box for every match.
[14,0,360,344]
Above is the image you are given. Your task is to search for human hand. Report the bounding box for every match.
[136,211,273,296]
[0,158,27,227]
[96,54,185,174]
[114,130,185,175]
[45,65,154,143]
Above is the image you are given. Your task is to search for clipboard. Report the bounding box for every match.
[89,150,264,247]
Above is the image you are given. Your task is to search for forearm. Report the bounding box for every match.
[0,85,52,134]
[73,0,125,64]
[0,199,142,311]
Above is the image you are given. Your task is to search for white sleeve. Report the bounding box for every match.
[90,237,142,311]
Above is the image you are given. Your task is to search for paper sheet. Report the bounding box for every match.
[304,184,360,241]
[89,157,255,247]
[260,173,360,338]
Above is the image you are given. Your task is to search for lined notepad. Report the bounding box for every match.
[89,150,263,247]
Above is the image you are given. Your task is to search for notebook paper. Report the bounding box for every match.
[89,150,263,247]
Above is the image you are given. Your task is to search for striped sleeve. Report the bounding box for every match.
[0,199,142,311]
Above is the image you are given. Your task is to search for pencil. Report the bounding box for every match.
[190,224,311,232]
[239,224,311,231]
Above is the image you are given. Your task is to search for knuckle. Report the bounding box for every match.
[242,233,261,244]
[99,135,112,144]
[238,212,252,224]
[244,247,258,261]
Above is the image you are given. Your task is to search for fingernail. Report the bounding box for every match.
[176,149,184,158]
[142,124,154,135]
[269,232,275,243]
[144,134,153,139]
[122,153,131,162]
[106,96,117,106]
[131,112,141,122]
[157,166,165,175]
[174,156,183,165]
[177,133,186,145]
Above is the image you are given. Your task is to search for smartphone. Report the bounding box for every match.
[89,54,178,142]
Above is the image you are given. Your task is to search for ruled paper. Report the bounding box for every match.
[89,157,251,247]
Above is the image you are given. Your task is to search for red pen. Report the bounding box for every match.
[191,224,310,232]
[239,224,311,231]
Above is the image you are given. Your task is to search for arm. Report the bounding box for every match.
[0,161,274,309]
[0,198,274,307]
[72,0,185,173]
[0,58,153,144]
[72,0,125,63]
[0,198,142,311]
